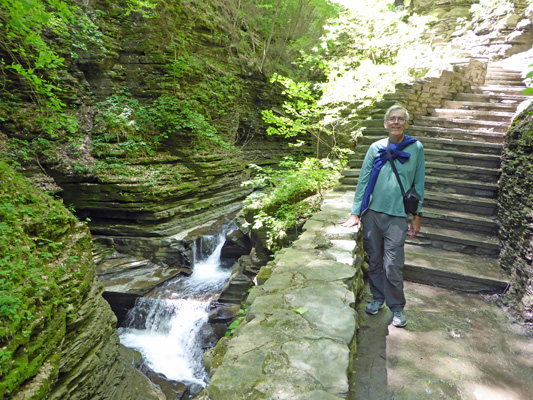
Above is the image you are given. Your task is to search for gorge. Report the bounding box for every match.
[1,0,533,399]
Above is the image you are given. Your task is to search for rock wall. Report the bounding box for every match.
[498,100,533,324]
[0,163,163,400]
[411,0,533,59]
[0,0,315,268]
[380,58,487,118]
[199,190,365,400]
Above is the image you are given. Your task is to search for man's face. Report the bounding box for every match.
[384,109,409,143]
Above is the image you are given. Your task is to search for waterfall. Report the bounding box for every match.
[118,231,234,392]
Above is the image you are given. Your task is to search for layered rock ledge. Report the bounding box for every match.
[200,191,365,400]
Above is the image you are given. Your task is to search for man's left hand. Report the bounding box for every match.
[408,215,421,238]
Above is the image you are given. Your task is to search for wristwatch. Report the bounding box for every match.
[413,212,422,217]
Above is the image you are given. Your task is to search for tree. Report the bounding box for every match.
[260,0,282,72]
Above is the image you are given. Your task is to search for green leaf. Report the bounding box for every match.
[228,316,244,330]
[523,88,533,95]
[293,307,308,315]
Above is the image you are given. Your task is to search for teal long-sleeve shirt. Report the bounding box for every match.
[350,137,425,217]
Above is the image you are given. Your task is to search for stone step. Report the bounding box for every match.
[432,108,515,122]
[485,72,524,80]
[338,174,498,200]
[358,132,503,155]
[408,225,500,257]
[485,78,525,86]
[407,125,505,143]
[344,161,499,184]
[485,70,524,81]
[424,148,501,168]
[334,185,498,216]
[414,116,510,133]
[425,175,498,199]
[364,104,519,122]
[471,85,528,95]
[420,206,498,236]
[423,190,497,216]
[403,244,508,294]
[360,119,387,128]
[485,70,523,76]
[425,161,499,182]
[487,65,523,73]
[442,99,519,111]
[484,71,524,81]
[454,92,530,103]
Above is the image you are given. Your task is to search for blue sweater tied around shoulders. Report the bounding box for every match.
[360,135,418,214]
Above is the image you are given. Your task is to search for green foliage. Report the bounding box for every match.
[225,304,248,337]
[168,54,205,80]
[0,0,97,135]
[293,307,308,315]
[247,0,340,74]
[125,0,157,16]
[0,161,92,396]
[94,95,142,143]
[262,74,320,139]
[312,0,434,110]
[524,65,533,95]
[242,157,341,251]
[93,92,236,155]
[261,73,347,158]
[225,317,244,337]
[148,95,208,138]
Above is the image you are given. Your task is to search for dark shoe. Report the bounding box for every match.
[365,300,385,315]
[392,311,407,327]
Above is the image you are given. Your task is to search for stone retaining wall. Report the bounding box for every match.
[200,190,364,400]
[382,57,488,117]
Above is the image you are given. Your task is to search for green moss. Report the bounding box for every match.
[0,161,94,398]
[208,336,230,372]
[256,264,274,285]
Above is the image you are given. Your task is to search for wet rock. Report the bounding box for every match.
[209,302,242,324]
[95,251,190,296]
[140,368,190,400]
[217,272,253,304]
[102,291,141,326]
[220,230,253,267]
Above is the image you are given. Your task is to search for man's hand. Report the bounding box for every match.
[340,214,361,229]
[408,215,421,238]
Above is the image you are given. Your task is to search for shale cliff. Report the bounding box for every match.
[0,0,319,267]
[2,0,533,398]
[0,161,163,399]
[499,101,533,323]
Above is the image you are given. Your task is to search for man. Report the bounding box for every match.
[341,104,425,327]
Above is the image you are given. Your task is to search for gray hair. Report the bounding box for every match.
[384,104,410,122]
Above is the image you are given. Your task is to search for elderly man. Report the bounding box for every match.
[341,104,425,327]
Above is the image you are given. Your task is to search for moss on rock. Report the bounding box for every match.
[499,101,533,323]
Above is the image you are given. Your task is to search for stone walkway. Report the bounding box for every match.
[201,190,366,400]
[202,189,533,399]
[351,281,533,400]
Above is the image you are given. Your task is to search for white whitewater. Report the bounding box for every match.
[118,233,233,388]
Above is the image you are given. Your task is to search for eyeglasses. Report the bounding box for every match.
[387,117,406,123]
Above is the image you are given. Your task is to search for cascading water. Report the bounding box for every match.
[118,230,235,397]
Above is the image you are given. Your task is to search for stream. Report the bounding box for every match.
[117,231,235,398]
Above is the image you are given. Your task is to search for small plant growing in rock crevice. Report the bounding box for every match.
[242,156,341,252]
[225,305,249,337]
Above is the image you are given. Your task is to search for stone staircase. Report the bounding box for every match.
[337,63,531,294]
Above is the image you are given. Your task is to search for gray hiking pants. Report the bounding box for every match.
[361,210,408,312]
